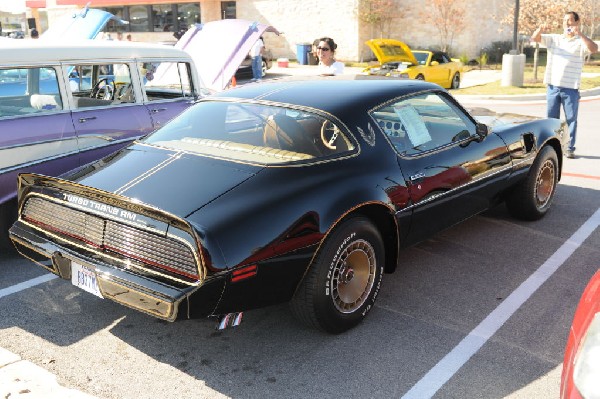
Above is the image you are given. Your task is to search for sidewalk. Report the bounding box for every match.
[0,347,98,398]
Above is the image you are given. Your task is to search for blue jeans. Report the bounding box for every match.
[547,85,580,151]
[252,56,262,80]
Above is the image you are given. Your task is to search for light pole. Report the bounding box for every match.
[512,0,520,54]
[501,0,525,86]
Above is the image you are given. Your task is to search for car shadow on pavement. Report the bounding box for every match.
[1,185,598,398]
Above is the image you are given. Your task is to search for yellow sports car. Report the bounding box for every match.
[363,39,463,89]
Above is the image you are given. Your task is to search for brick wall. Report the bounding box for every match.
[39,0,514,62]
[230,0,512,62]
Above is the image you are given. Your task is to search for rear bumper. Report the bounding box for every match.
[9,220,194,321]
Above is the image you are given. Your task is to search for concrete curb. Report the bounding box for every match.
[454,86,600,102]
[268,64,600,103]
[0,347,98,399]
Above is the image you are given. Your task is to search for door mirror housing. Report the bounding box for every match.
[475,123,490,139]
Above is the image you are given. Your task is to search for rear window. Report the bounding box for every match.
[144,101,355,164]
[0,67,62,118]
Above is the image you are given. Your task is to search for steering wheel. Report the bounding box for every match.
[320,120,339,150]
[90,78,115,100]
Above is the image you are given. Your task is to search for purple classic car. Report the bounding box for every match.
[0,17,277,248]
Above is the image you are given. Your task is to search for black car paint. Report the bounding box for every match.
[9,79,566,321]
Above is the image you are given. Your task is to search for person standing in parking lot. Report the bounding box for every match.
[317,37,344,76]
[531,11,598,159]
[250,36,265,81]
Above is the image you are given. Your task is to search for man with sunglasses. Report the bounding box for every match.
[317,37,344,76]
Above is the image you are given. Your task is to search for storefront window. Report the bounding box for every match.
[96,4,201,33]
[129,5,149,32]
[152,5,174,32]
[221,2,236,19]
[101,7,126,32]
[177,3,200,31]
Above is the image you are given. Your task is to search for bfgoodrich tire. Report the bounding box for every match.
[290,216,384,333]
[506,145,558,221]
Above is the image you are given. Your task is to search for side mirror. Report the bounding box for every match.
[430,61,440,66]
[475,123,490,139]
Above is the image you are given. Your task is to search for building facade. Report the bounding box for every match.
[23,0,513,61]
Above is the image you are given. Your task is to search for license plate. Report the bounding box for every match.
[71,261,103,298]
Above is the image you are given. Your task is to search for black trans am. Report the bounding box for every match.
[9,79,567,333]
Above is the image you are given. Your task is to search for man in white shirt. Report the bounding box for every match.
[532,11,598,158]
[250,36,265,81]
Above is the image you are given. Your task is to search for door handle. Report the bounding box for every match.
[78,116,97,123]
[151,108,167,113]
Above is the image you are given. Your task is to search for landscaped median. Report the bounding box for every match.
[452,64,600,95]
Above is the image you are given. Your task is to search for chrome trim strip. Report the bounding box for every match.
[0,109,72,121]
[0,149,80,175]
[0,137,134,175]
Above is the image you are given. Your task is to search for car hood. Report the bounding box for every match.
[467,107,541,127]
[365,38,418,66]
[73,144,261,217]
[40,7,127,41]
[176,19,279,92]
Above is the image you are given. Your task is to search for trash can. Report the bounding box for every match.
[296,43,311,65]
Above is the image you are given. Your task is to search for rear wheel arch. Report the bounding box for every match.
[350,204,399,274]
[290,205,397,333]
[293,203,399,300]
[544,138,564,179]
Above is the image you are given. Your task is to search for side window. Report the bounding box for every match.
[67,63,135,109]
[0,67,62,118]
[371,92,476,156]
[140,61,194,101]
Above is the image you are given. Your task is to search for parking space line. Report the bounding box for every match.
[0,274,58,299]
[401,207,600,399]
[563,172,600,180]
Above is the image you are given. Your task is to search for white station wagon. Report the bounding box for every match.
[0,41,201,247]
[0,17,278,248]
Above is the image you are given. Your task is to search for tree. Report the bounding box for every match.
[567,0,600,61]
[499,0,600,80]
[420,0,467,53]
[565,0,600,39]
[498,0,563,81]
[356,0,400,39]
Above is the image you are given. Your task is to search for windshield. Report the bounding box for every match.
[144,101,355,164]
[413,52,429,65]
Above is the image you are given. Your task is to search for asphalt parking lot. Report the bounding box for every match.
[1,66,599,399]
